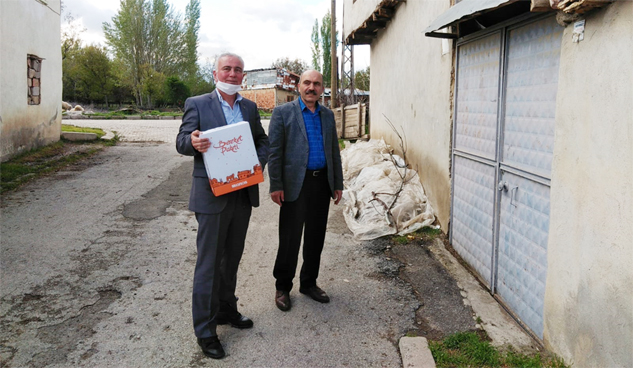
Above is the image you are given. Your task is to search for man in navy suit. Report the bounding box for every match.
[176,52,268,359]
[268,70,344,312]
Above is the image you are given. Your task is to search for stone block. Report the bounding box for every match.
[399,337,436,368]
[61,132,98,141]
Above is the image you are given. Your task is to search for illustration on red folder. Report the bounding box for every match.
[200,121,263,196]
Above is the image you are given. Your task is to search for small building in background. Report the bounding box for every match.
[321,88,370,108]
[0,0,62,162]
[240,68,300,111]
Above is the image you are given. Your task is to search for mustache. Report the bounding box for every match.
[305,90,318,95]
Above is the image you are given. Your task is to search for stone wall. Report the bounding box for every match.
[240,89,276,111]
[27,55,42,105]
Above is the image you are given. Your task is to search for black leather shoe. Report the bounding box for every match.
[216,313,253,329]
[299,286,330,303]
[197,336,225,359]
[275,290,291,311]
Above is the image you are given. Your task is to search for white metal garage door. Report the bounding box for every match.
[451,16,563,339]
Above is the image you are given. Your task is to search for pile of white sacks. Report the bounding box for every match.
[341,139,436,241]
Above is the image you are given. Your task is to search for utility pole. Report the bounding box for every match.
[330,0,338,108]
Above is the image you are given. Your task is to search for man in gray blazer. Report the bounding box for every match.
[176,53,268,359]
[268,70,344,312]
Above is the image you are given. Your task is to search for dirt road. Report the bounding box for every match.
[1,119,533,367]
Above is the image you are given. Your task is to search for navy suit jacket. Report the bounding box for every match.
[176,91,269,214]
[268,99,343,202]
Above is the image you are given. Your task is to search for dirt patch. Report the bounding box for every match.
[122,161,191,220]
[31,289,121,367]
[0,141,111,195]
[368,234,478,341]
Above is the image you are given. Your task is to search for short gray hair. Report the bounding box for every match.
[214,52,245,71]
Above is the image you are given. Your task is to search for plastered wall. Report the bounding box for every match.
[544,1,633,366]
[364,0,454,230]
[0,0,62,162]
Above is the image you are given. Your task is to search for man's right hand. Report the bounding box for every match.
[191,130,210,153]
[271,191,284,206]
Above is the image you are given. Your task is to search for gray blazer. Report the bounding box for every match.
[176,91,269,214]
[268,99,344,202]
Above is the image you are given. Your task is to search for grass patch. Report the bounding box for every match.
[78,110,183,118]
[392,226,443,245]
[1,132,118,194]
[429,331,567,368]
[62,124,106,138]
[338,139,346,150]
[259,111,272,118]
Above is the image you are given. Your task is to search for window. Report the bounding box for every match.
[27,55,42,105]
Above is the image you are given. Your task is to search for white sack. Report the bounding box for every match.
[341,139,435,241]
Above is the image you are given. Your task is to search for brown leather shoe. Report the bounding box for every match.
[299,286,330,303]
[275,290,291,311]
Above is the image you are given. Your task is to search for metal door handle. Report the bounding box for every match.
[510,186,519,207]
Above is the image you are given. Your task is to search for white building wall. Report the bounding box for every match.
[0,0,62,162]
[364,0,454,230]
[544,1,633,366]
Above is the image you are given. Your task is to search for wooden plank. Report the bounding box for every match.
[358,104,363,137]
[334,107,343,138]
[530,0,552,11]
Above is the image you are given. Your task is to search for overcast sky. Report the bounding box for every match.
[61,0,370,72]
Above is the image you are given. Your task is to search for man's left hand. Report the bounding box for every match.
[334,190,343,205]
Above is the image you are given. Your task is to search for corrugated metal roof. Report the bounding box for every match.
[424,0,520,38]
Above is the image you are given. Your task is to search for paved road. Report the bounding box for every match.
[0,119,420,367]
[1,119,535,367]
[64,118,270,144]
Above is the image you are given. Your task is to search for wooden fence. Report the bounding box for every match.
[334,103,369,139]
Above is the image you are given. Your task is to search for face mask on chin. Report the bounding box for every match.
[215,81,242,95]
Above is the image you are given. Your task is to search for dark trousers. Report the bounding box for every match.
[273,170,331,292]
[192,190,251,338]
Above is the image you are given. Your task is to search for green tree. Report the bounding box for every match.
[103,0,148,106]
[187,57,215,97]
[271,57,309,75]
[75,45,115,105]
[110,59,136,106]
[61,1,86,61]
[165,76,191,107]
[355,67,370,91]
[320,10,332,87]
[62,54,81,102]
[103,0,199,107]
[183,0,201,81]
[310,19,321,72]
[61,2,86,102]
[140,64,166,108]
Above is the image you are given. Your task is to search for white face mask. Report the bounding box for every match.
[215,81,242,95]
